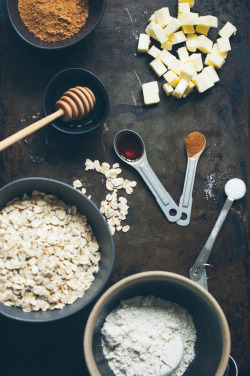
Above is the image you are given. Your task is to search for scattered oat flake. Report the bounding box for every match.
[73,180,82,188]
[122,225,130,232]
[84,159,137,235]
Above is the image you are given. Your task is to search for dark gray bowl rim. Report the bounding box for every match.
[7,0,106,50]
[83,271,231,376]
[42,68,110,135]
[0,177,115,323]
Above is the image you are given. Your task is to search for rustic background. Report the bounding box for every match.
[0,0,249,375]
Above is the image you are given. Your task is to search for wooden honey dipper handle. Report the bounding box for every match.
[0,109,64,152]
[0,87,96,152]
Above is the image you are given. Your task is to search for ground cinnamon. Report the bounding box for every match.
[18,0,89,42]
[184,132,206,157]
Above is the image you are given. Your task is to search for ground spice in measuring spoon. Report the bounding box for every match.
[184,131,206,157]
[18,0,89,42]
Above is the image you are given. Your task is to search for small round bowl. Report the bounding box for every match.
[43,68,110,135]
[7,0,106,50]
[0,177,114,323]
[84,271,231,376]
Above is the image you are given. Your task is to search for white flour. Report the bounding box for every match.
[101,296,196,376]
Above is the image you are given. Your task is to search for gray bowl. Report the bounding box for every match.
[43,68,110,135]
[0,178,115,322]
[84,271,231,376]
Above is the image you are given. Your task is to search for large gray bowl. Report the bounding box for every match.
[0,178,114,322]
[84,271,231,376]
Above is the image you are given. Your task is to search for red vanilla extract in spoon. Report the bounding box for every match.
[115,131,144,162]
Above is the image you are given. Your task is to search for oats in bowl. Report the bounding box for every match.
[0,190,100,312]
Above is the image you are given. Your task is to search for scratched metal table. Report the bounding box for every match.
[0,0,249,375]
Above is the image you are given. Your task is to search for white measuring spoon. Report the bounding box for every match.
[189,178,246,283]
[177,132,206,226]
[113,130,182,222]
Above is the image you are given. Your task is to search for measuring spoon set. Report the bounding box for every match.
[114,129,205,226]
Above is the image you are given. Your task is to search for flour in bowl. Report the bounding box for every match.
[101,295,196,376]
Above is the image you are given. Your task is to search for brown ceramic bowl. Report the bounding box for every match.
[84,271,231,376]
[7,0,106,49]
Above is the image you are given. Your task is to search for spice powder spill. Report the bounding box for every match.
[18,0,89,42]
[184,131,206,158]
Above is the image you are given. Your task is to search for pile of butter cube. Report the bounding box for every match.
[138,0,237,104]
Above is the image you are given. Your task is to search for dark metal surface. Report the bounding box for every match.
[0,0,249,375]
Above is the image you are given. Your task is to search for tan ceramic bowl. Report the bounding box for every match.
[84,271,230,376]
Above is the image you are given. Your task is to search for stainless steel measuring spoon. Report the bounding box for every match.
[189,178,246,376]
[177,132,206,226]
[189,178,246,282]
[113,129,182,222]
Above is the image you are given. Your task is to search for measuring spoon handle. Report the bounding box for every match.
[134,158,181,222]
[177,158,198,226]
[190,197,234,281]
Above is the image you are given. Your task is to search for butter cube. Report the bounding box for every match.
[205,53,225,69]
[177,46,189,63]
[173,79,189,98]
[217,37,231,53]
[211,43,228,59]
[137,34,151,53]
[148,13,155,22]
[186,34,197,52]
[149,58,168,77]
[164,19,182,36]
[179,63,196,81]
[219,22,237,39]
[154,8,171,27]
[179,12,199,25]
[170,30,187,45]
[168,58,183,75]
[148,45,161,59]
[145,20,158,39]
[183,81,195,97]
[151,24,168,44]
[142,81,160,105]
[192,71,214,93]
[158,50,176,67]
[196,35,213,53]
[163,83,174,96]
[188,53,203,71]
[161,40,173,50]
[203,66,220,83]
[196,25,210,35]
[178,0,195,8]
[178,3,190,13]
[182,25,195,34]
[195,16,218,28]
[163,70,180,88]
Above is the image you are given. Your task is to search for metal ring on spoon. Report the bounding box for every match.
[224,356,238,376]
[113,129,182,223]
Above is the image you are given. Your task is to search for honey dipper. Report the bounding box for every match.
[0,87,96,152]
